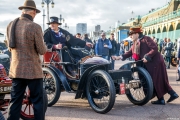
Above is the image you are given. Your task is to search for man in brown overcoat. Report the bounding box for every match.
[113,27,179,105]
[6,0,47,120]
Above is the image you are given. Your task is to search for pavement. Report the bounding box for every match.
[44,60,180,120]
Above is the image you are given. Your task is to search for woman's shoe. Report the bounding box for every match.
[167,93,179,103]
[151,99,165,105]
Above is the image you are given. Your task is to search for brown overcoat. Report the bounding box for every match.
[122,36,172,98]
[6,16,47,79]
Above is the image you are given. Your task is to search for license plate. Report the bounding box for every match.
[0,86,11,93]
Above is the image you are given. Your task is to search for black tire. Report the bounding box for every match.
[20,89,48,120]
[0,111,5,120]
[86,70,116,114]
[43,67,61,107]
[171,56,177,67]
[126,67,153,105]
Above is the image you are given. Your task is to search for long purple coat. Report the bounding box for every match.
[122,36,172,99]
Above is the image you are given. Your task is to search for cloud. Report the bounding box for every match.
[0,0,169,34]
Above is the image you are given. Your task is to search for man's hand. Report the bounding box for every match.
[86,42,93,48]
[112,56,122,60]
[142,58,148,63]
[55,43,62,49]
[104,44,108,48]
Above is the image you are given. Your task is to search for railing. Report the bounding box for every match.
[142,9,180,27]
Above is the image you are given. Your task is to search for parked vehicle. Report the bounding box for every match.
[42,47,154,114]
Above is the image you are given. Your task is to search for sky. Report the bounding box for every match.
[0,0,170,38]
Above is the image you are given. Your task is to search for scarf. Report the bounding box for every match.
[8,14,33,48]
[132,39,140,61]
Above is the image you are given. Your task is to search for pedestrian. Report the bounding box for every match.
[6,0,47,120]
[159,39,164,53]
[76,33,81,39]
[95,32,112,60]
[174,39,177,51]
[161,37,167,54]
[109,33,118,69]
[164,38,173,69]
[83,34,93,51]
[176,47,180,81]
[116,41,120,56]
[112,26,179,105]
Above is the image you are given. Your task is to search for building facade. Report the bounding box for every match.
[76,23,87,35]
[116,0,180,42]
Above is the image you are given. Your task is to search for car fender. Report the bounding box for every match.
[46,65,71,92]
[75,64,108,99]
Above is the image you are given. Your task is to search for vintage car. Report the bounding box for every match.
[42,47,154,114]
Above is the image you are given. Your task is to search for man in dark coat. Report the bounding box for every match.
[83,33,93,51]
[164,38,173,69]
[44,16,92,76]
[112,27,179,105]
[109,33,118,69]
[116,41,120,56]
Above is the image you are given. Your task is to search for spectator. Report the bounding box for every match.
[76,33,81,39]
[109,33,118,69]
[6,0,47,120]
[164,38,173,69]
[116,41,120,56]
[95,32,112,60]
[174,39,177,51]
[83,34,93,51]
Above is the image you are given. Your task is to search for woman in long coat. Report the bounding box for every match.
[113,27,179,105]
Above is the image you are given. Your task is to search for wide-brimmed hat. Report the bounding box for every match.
[47,17,62,25]
[129,26,143,35]
[18,0,41,13]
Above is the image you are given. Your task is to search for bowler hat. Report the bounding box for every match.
[47,17,62,25]
[129,26,143,35]
[18,0,41,13]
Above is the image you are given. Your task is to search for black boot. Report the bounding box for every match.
[167,90,179,103]
[151,97,165,105]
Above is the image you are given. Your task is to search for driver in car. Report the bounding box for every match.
[44,16,92,76]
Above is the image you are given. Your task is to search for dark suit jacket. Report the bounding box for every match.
[44,28,86,50]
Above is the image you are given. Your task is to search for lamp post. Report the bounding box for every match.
[59,14,65,24]
[42,9,46,31]
[41,0,55,24]
[64,23,69,30]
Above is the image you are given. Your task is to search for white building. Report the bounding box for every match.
[76,23,87,35]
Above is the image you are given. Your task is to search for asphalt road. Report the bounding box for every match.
[45,60,180,120]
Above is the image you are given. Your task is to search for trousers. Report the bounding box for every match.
[7,78,44,120]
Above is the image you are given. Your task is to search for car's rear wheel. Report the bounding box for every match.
[43,67,61,107]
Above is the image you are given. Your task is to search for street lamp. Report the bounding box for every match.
[59,14,65,24]
[64,23,69,29]
[41,0,55,23]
